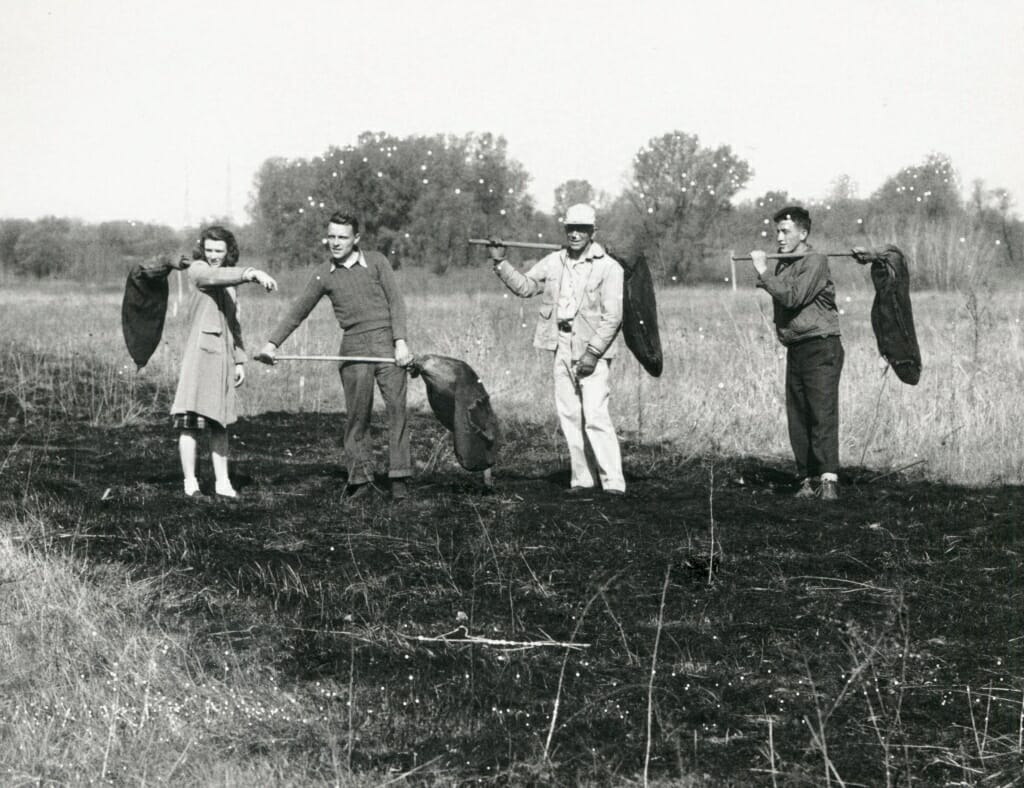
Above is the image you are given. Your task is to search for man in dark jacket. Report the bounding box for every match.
[749,206,843,502]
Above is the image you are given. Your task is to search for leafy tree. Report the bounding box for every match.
[987,188,1019,264]
[249,132,534,270]
[394,176,488,273]
[248,157,320,266]
[718,191,794,255]
[872,152,961,219]
[0,219,32,273]
[553,179,596,221]
[622,131,752,281]
[12,217,76,277]
[95,221,178,259]
[968,179,1020,265]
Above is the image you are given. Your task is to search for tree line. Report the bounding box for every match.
[1,133,1019,290]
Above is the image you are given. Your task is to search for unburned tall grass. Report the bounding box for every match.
[2,270,1024,484]
[0,288,160,426]
[860,213,1003,291]
[0,524,396,786]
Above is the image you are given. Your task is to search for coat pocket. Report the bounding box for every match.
[583,281,604,307]
[199,327,222,353]
[538,304,553,320]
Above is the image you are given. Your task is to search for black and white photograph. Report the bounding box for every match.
[1,0,1022,783]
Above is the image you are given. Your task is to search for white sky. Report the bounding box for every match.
[2,0,1022,226]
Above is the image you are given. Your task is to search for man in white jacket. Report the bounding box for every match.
[488,204,626,495]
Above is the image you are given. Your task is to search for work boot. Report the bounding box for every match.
[820,479,839,502]
[391,479,409,501]
[794,478,817,499]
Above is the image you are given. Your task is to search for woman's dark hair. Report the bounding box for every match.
[192,225,240,266]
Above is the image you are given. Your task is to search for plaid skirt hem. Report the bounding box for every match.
[172,412,222,430]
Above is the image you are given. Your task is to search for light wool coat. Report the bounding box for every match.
[170,261,250,427]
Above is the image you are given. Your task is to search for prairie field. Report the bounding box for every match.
[1,268,1023,785]
[5,263,1024,485]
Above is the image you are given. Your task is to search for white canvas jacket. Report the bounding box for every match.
[493,242,623,360]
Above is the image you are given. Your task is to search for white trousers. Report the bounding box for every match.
[552,332,625,492]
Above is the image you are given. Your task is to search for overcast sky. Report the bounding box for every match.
[2,0,1022,227]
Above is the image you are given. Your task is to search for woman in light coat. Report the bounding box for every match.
[170,226,277,497]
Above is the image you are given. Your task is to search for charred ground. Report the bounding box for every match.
[1,399,1023,785]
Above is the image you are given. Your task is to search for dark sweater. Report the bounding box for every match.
[269,250,408,347]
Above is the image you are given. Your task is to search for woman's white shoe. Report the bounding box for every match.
[214,483,238,499]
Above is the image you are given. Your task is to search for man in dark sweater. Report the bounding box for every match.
[748,205,843,502]
[256,212,414,500]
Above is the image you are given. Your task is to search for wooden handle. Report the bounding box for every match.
[730,251,857,262]
[468,238,563,251]
[272,355,396,363]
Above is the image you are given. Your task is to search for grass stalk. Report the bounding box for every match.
[100,687,119,782]
[543,579,610,762]
[858,367,890,467]
[766,710,779,788]
[643,565,671,787]
[600,589,639,667]
[707,462,716,586]
[1018,688,1024,753]
[347,640,355,773]
[802,655,846,788]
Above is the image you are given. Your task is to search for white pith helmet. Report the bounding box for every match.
[563,203,596,227]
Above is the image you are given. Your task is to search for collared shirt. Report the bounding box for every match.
[556,247,597,321]
[330,250,368,272]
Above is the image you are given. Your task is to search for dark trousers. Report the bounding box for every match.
[338,329,411,485]
[785,335,844,478]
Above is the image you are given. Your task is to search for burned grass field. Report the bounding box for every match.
[2,382,1023,785]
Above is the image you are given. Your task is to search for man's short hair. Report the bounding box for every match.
[327,212,360,235]
[772,205,811,232]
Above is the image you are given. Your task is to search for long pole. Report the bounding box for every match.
[272,355,396,363]
[729,251,857,262]
[467,238,562,251]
